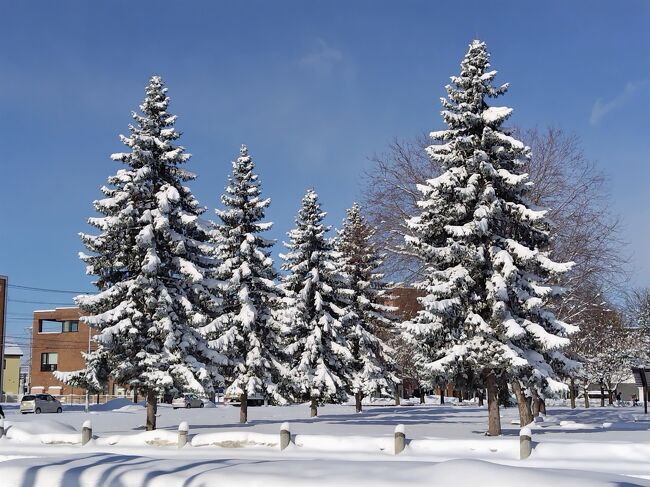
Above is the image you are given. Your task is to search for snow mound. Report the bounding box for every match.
[294,434,393,453]
[91,398,145,412]
[429,459,642,487]
[5,419,80,445]
[96,429,178,447]
[192,431,280,449]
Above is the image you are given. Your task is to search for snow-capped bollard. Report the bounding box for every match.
[520,426,532,460]
[178,421,189,449]
[0,418,4,439]
[394,424,406,455]
[81,420,92,446]
[280,422,291,451]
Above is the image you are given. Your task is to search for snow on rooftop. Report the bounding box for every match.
[4,343,23,356]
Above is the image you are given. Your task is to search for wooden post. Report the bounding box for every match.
[394,424,406,455]
[178,421,188,448]
[280,422,291,451]
[520,426,532,460]
[81,420,92,445]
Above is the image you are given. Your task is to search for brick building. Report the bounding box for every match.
[30,307,95,396]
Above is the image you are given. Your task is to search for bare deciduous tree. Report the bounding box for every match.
[363,127,626,325]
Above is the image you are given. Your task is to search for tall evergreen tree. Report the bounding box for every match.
[335,203,399,412]
[58,76,223,430]
[201,145,285,423]
[280,189,353,417]
[402,41,575,435]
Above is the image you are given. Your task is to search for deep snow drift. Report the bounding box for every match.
[1,401,650,486]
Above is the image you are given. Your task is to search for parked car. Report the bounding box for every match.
[223,392,265,407]
[20,394,63,414]
[172,393,205,409]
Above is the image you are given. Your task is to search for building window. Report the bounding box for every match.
[62,320,79,332]
[39,320,79,333]
[40,352,58,372]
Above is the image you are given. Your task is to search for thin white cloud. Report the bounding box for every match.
[590,80,647,125]
[299,39,343,75]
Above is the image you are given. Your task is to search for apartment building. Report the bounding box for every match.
[30,307,93,396]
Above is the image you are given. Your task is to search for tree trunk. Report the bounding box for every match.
[146,390,157,431]
[531,389,541,417]
[512,381,533,426]
[539,398,546,415]
[584,388,590,408]
[310,397,318,417]
[394,385,401,406]
[608,390,614,405]
[600,384,605,407]
[355,392,363,413]
[440,387,445,405]
[569,378,576,409]
[485,370,501,436]
[133,388,138,404]
[419,389,426,404]
[477,390,484,407]
[240,392,248,424]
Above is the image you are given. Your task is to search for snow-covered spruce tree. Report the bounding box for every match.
[402,41,576,435]
[201,145,286,423]
[334,202,399,413]
[280,189,353,417]
[61,76,224,430]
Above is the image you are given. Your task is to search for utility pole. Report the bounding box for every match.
[0,276,8,403]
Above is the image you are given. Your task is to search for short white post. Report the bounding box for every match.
[520,426,532,459]
[394,424,406,455]
[178,421,189,449]
[0,418,4,439]
[280,422,291,451]
[81,420,92,446]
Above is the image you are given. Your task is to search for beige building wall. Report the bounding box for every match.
[3,354,21,396]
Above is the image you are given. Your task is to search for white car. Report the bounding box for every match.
[172,393,205,409]
[20,394,63,414]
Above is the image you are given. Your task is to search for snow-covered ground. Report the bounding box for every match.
[1,398,650,486]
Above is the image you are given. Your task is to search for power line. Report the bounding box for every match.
[9,284,93,294]
[9,299,76,306]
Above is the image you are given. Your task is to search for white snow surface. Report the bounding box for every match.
[1,402,650,485]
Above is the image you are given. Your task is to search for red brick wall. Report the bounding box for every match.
[30,307,93,395]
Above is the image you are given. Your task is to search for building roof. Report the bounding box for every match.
[4,343,24,356]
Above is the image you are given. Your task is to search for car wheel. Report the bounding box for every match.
[35,408,41,414]
[185,403,191,409]
[57,407,62,413]
[199,402,204,408]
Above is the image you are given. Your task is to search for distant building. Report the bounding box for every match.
[2,343,23,397]
[30,307,91,396]
[30,307,128,399]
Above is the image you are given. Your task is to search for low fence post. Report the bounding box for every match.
[394,424,406,455]
[280,422,291,451]
[178,421,189,448]
[81,420,92,446]
[520,426,532,459]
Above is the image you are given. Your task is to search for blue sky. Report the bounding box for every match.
[1,1,649,343]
